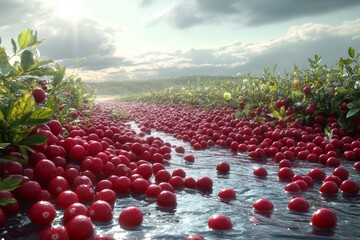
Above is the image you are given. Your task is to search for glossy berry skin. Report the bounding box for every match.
[66,215,94,240]
[88,200,113,222]
[119,206,143,228]
[28,201,56,226]
[32,88,46,103]
[39,225,69,240]
[63,203,88,224]
[208,214,232,230]
[0,209,6,228]
[288,197,310,212]
[311,208,337,229]
[253,198,274,212]
[156,191,177,208]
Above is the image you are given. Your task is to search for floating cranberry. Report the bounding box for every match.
[145,184,162,197]
[175,146,185,153]
[185,234,204,240]
[157,191,177,208]
[218,188,236,199]
[168,176,184,189]
[119,206,143,228]
[340,179,360,194]
[113,176,131,194]
[158,182,174,192]
[333,166,349,181]
[39,225,69,240]
[278,167,294,181]
[353,161,360,170]
[253,198,274,212]
[95,189,117,206]
[155,169,172,183]
[288,197,310,212]
[278,159,291,168]
[184,154,195,163]
[253,166,267,177]
[28,201,56,226]
[88,200,113,222]
[184,177,197,189]
[319,181,338,195]
[172,168,186,178]
[69,145,86,162]
[131,178,150,194]
[293,179,308,191]
[136,164,153,180]
[216,161,230,174]
[308,168,326,181]
[208,214,232,230]
[311,208,337,230]
[323,175,342,187]
[66,215,94,240]
[284,182,300,192]
[197,176,213,191]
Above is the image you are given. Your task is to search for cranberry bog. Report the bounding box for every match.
[1,29,360,239]
[1,102,359,240]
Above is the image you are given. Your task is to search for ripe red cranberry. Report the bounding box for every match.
[47,176,69,197]
[288,197,310,212]
[66,215,94,240]
[145,184,162,197]
[119,206,143,228]
[75,184,95,203]
[16,180,42,201]
[253,166,267,177]
[197,176,213,191]
[88,200,113,222]
[56,190,79,208]
[47,120,63,136]
[113,176,131,194]
[253,198,274,212]
[95,189,117,206]
[340,179,360,194]
[32,88,46,103]
[131,178,150,194]
[157,191,177,208]
[216,161,230,174]
[208,214,232,230]
[40,225,69,240]
[320,181,338,195]
[311,208,337,230]
[34,159,57,183]
[28,201,56,226]
[218,188,236,199]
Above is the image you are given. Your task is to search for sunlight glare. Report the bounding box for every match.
[55,0,86,22]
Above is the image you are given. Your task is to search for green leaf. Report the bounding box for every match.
[18,146,29,162]
[18,29,35,50]
[11,38,17,55]
[0,47,13,76]
[27,107,52,125]
[0,176,22,191]
[279,106,286,117]
[20,133,48,145]
[0,197,16,206]
[348,47,355,59]
[0,109,4,121]
[0,156,26,165]
[53,67,66,87]
[346,108,360,118]
[6,93,35,125]
[20,50,35,71]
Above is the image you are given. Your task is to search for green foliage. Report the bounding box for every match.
[119,47,360,133]
[0,176,21,206]
[0,28,95,165]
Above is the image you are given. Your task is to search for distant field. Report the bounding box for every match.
[88,75,238,101]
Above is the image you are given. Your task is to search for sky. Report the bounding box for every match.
[1,0,360,81]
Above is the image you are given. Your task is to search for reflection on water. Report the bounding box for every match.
[1,121,359,240]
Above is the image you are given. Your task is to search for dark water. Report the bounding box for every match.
[1,122,359,240]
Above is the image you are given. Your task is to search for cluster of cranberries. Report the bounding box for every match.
[0,101,359,239]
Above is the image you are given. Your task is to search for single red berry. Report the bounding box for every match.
[208,214,232,230]
[28,201,56,226]
[311,208,337,229]
[88,200,113,222]
[32,88,46,103]
[39,225,69,240]
[119,206,143,228]
[66,215,94,240]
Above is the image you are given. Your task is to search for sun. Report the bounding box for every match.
[54,0,87,22]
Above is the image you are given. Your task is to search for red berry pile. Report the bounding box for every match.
[0,102,359,239]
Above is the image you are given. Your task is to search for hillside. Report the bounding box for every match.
[88,75,238,101]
